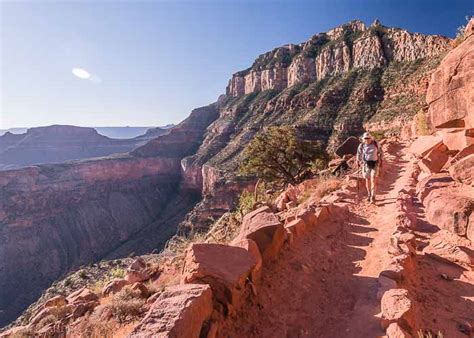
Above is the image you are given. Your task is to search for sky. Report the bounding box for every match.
[0,0,472,129]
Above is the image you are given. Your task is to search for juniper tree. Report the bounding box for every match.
[240,126,328,185]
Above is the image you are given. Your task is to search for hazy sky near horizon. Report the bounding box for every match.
[1,0,472,129]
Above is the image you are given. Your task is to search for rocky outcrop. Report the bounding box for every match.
[427,18,474,129]
[226,20,450,96]
[0,125,167,170]
[316,41,352,79]
[130,284,213,338]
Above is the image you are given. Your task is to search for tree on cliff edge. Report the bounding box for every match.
[240,126,328,185]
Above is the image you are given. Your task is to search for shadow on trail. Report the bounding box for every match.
[220,142,414,337]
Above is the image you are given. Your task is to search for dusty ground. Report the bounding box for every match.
[221,142,474,338]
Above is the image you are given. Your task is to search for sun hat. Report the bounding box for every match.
[362,132,373,139]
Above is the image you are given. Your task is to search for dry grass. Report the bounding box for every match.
[417,330,444,338]
[73,315,116,338]
[298,176,342,204]
[90,279,107,298]
[106,287,145,324]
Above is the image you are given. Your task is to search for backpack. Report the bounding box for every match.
[360,140,379,168]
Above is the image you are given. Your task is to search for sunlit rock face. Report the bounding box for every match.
[226,20,450,97]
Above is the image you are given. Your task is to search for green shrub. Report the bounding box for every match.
[110,267,126,279]
[240,126,328,185]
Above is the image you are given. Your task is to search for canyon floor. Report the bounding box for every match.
[221,142,474,338]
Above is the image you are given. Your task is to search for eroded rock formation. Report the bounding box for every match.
[227,20,449,97]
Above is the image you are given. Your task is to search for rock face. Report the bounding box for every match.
[427,18,474,129]
[182,243,256,307]
[130,284,213,338]
[0,125,168,170]
[226,20,449,97]
[0,105,219,327]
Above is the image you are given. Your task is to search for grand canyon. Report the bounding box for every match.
[1,17,473,338]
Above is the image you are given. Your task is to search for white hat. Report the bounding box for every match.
[362,132,373,139]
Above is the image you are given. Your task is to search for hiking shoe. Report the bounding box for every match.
[367,194,371,202]
[370,195,376,204]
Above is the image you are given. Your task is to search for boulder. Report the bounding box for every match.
[70,301,98,320]
[131,282,149,298]
[386,322,411,338]
[275,191,289,211]
[380,289,414,330]
[129,284,213,338]
[129,257,147,271]
[423,230,474,268]
[388,232,416,256]
[126,257,151,283]
[448,144,474,165]
[102,279,129,296]
[424,189,474,239]
[335,136,360,157]
[415,173,453,203]
[407,135,443,157]
[315,205,330,222]
[43,295,67,309]
[449,154,474,186]
[442,128,474,151]
[237,206,286,260]
[284,218,306,238]
[418,145,449,174]
[296,207,318,227]
[66,288,98,305]
[231,238,262,284]
[182,243,256,308]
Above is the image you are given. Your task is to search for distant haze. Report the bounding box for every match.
[0,125,174,139]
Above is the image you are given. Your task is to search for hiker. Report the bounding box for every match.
[356,132,383,204]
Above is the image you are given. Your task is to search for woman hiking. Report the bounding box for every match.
[356,132,383,204]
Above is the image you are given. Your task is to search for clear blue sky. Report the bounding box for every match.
[1,0,472,129]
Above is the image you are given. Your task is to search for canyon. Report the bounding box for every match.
[0,125,171,170]
[1,18,472,336]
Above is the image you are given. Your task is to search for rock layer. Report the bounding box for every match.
[227,20,449,97]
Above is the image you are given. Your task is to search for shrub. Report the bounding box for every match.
[237,190,257,217]
[107,286,145,324]
[415,109,430,135]
[452,15,472,47]
[370,130,386,141]
[240,126,328,185]
[110,267,126,279]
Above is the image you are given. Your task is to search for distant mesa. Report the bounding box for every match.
[0,124,173,170]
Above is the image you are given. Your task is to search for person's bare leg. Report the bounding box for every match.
[370,171,377,203]
[365,177,371,200]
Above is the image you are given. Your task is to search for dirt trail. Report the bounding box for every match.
[221,142,415,337]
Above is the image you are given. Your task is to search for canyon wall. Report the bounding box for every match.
[227,20,449,97]
[0,105,219,327]
[176,20,451,234]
